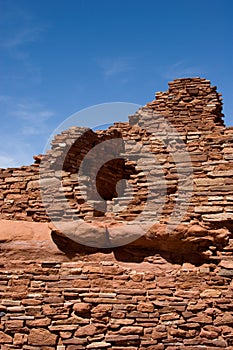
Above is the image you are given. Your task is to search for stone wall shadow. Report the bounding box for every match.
[51,230,210,266]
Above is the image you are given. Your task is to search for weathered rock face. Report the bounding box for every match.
[0,259,233,349]
[0,77,232,259]
[0,77,233,349]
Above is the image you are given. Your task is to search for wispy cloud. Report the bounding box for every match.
[0,141,31,169]
[1,26,45,50]
[0,95,11,104]
[0,2,47,85]
[0,96,55,168]
[97,57,135,77]
[12,101,54,118]
[11,99,54,136]
[0,4,52,168]
[161,60,204,80]
[0,154,15,169]
[0,2,47,51]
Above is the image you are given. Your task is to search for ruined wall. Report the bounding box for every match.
[0,258,233,350]
[1,78,232,257]
[0,78,233,349]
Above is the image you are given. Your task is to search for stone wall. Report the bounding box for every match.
[1,78,233,257]
[0,77,233,349]
[0,257,233,350]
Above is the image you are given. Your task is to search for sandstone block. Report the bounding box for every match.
[0,331,13,344]
[105,334,140,342]
[151,330,167,340]
[137,302,154,312]
[75,324,97,336]
[160,312,180,321]
[86,342,111,348]
[73,302,91,314]
[28,328,57,346]
[119,326,143,335]
[26,317,51,327]
[219,260,233,269]
[189,314,213,324]
[200,289,222,298]
[214,312,233,326]
[13,333,27,346]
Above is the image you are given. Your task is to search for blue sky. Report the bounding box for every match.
[0,0,233,168]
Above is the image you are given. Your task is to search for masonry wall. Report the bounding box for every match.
[0,78,233,349]
[0,258,233,350]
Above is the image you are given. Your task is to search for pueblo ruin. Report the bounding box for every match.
[0,78,233,349]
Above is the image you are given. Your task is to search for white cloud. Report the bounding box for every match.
[2,97,54,124]
[12,102,54,121]
[1,26,45,49]
[0,2,47,50]
[0,137,33,169]
[0,3,47,85]
[0,155,15,169]
[0,95,11,103]
[161,60,204,80]
[0,97,55,168]
[97,57,134,77]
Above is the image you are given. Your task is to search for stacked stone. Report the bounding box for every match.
[145,77,225,132]
[0,259,233,350]
[0,77,233,259]
[0,77,233,349]
[0,164,47,222]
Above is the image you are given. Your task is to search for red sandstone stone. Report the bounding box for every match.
[22,299,42,306]
[105,334,140,342]
[73,280,91,288]
[160,312,180,321]
[214,312,233,326]
[137,302,154,312]
[0,78,233,350]
[119,326,143,335]
[86,342,111,349]
[73,302,91,314]
[74,324,97,336]
[13,333,28,345]
[92,304,113,313]
[199,328,219,339]
[26,317,51,327]
[0,331,13,343]
[219,260,233,269]
[151,330,167,340]
[28,328,57,346]
[5,319,24,329]
[200,289,222,298]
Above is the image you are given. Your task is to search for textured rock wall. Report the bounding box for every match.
[0,258,233,350]
[1,78,232,257]
[0,163,44,222]
[0,77,233,349]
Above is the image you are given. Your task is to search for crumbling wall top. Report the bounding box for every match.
[143,77,225,132]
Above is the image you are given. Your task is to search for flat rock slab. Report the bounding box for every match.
[0,219,62,260]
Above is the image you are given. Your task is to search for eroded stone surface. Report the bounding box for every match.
[0,77,233,259]
[0,260,232,349]
[0,78,233,349]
